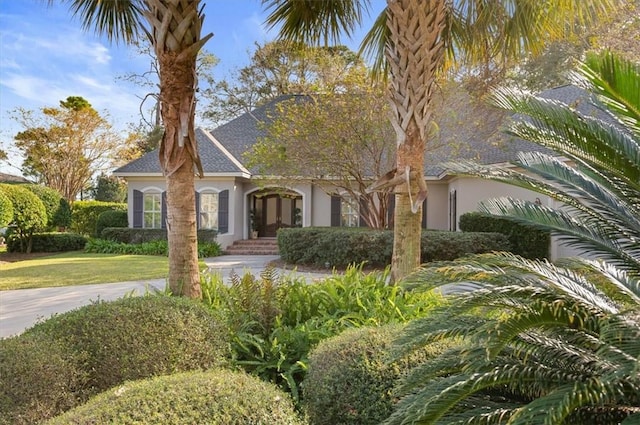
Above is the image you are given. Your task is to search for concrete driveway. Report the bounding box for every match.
[0,255,333,339]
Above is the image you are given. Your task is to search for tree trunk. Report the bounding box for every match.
[386,0,446,282]
[166,160,201,298]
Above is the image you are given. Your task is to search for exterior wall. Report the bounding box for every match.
[425,181,448,230]
[311,188,333,227]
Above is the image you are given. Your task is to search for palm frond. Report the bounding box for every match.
[59,0,144,43]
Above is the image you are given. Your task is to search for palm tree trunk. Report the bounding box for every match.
[386,0,446,282]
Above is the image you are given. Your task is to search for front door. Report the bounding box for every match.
[252,191,302,237]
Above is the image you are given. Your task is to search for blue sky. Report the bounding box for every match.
[0,0,384,176]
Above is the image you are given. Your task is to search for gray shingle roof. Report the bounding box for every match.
[114,85,602,178]
[113,128,244,175]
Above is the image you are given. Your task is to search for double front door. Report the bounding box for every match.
[252,192,302,237]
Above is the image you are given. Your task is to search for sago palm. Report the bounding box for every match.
[385,52,640,424]
[262,0,626,282]
[54,0,213,297]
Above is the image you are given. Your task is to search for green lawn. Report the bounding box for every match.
[0,252,171,290]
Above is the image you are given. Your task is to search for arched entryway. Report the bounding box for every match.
[250,189,302,237]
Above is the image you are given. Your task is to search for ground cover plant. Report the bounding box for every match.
[201,264,443,403]
[385,51,640,424]
[45,369,306,425]
[1,296,231,424]
[0,252,170,290]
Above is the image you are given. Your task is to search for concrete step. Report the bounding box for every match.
[223,238,279,255]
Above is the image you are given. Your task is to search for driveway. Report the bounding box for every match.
[0,255,333,339]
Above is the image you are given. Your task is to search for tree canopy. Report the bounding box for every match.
[12,96,119,202]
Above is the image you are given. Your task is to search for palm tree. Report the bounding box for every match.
[54,0,213,297]
[385,51,640,424]
[262,0,625,282]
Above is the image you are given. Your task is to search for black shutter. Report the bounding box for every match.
[387,193,395,229]
[449,190,457,231]
[133,190,143,228]
[421,199,427,229]
[195,191,201,229]
[218,190,229,233]
[161,192,167,229]
[359,196,368,227]
[330,195,341,227]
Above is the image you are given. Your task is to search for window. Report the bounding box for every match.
[199,192,219,229]
[143,193,162,229]
[341,196,359,227]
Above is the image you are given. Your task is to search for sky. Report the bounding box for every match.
[0,0,385,176]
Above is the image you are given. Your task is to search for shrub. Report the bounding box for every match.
[303,325,444,425]
[46,369,306,425]
[0,184,47,253]
[0,333,87,425]
[95,209,128,237]
[70,200,126,236]
[0,190,13,229]
[24,296,231,399]
[100,227,217,244]
[201,265,442,402]
[459,211,550,259]
[51,198,72,229]
[7,232,87,253]
[23,185,63,231]
[84,238,221,257]
[278,227,510,268]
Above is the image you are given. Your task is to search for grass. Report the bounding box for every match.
[0,251,171,290]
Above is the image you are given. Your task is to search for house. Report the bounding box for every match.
[113,85,597,260]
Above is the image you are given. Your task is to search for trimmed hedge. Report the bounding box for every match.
[303,325,444,425]
[0,189,13,228]
[23,185,64,230]
[70,200,126,236]
[0,333,87,425]
[24,296,231,400]
[46,369,306,425]
[6,232,87,253]
[84,238,222,258]
[459,211,550,259]
[0,184,47,253]
[95,210,128,237]
[100,227,218,244]
[277,227,511,268]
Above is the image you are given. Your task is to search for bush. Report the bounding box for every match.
[23,185,63,231]
[46,369,306,425]
[100,227,218,244]
[7,232,87,253]
[95,210,128,237]
[459,211,550,259]
[51,198,72,229]
[0,184,47,253]
[24,296,231,399]
[303,325,443,425]
[0,190,13,228]
[201,265,442,402]
[85,238,222,257]
[277,227,510,268]
[0,333,87,425]
[70,200,126,236]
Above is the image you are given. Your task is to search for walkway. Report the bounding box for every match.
[0,255,333,339]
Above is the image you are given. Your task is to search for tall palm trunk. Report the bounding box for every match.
[148,0,211,297]
[386,0,446,282]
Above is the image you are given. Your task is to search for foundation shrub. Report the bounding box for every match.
[302,325,444,425]
[0,333,87,425]
[70,200,126,237]
[100,227,217,244]
[278,227,510,267]
[95,210,128,237]
[45,369,306,425]
[459,211,550,259]
[7,232,87,253]
[24,296,231,399]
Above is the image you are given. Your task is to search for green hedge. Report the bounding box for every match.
[6,232,87,253]
[85,238,222,258]
[0,190,13,228]
[95,210,128,237]
[46,369,306,425]
[0,184,47,253]
[303,325,444,425]
[22,185,65,230]
[100,227,218,244]
[24,297,231,401]
[70,200,126,236]
[277,227,511,268]
[459,211,550,259]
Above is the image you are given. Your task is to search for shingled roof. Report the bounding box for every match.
[114,85,601,179]
[113,127,247,175]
